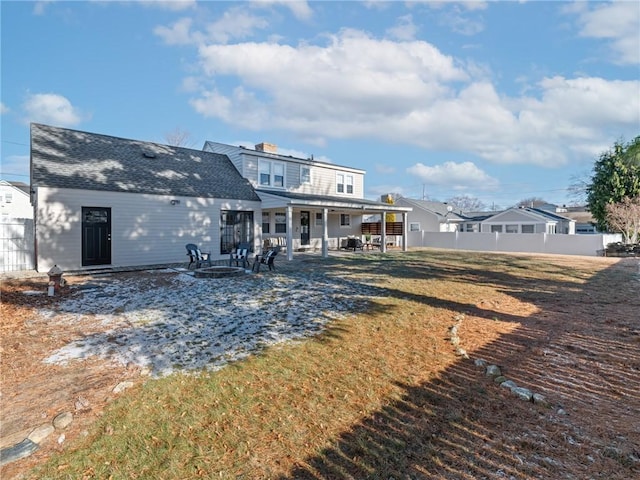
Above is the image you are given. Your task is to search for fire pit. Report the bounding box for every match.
[194,266,246,278]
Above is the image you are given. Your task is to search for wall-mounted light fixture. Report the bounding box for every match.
[170,199,180,206]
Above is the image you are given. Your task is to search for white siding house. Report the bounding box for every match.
[477,207,575,235]
[0,180,32,219]
[204,141,411,259]
[31,124,261,272]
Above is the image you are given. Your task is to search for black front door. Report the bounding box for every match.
[300,211,310,246]
[82,207,111,266]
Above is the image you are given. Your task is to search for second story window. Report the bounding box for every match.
[300,166,311,184]
[336,173,354,194]
[336,173,353,194]
[259,160,285,188]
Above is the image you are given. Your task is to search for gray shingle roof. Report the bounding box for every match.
[31,123,260,202]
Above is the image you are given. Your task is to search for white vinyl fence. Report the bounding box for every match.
[408,231,622,257]
[1,218,35,272]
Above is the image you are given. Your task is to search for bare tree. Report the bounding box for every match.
[164,128,196,148]
[567,171,590,206]
[515,197,547,208]
[445,195,486,212]
[605,196,640,244]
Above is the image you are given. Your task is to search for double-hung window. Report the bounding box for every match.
[259,160,285,188]
[336,173,354,194]
[340,214,350,226]
[262,212,270,234]
[275,212,287,233]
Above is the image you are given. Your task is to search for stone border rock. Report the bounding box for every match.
[448,313,550,408]
[0,380,136,467]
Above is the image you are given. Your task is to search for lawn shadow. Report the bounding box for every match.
[278,255,640,479]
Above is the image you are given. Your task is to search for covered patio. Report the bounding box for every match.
[256,190,412,261]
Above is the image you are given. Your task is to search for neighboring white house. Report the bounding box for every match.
[397,196,576,236]
[204,141,411,260]
[473,207,576,235]
[0,180,32,219]
[0,181,35,272]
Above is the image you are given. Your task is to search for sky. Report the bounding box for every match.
[1,0,639,209]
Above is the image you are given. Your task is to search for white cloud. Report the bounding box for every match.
[0,102,9,114]
[22,93,85,127]
[569,1,640,65]
[406,161,499,190]
[250,0,313,21]
[192,29,467,128]
[386,14,418,41]
[205,7,270,44]
[177,26,637,168]
[33,1,53,15]
[154,8,269,45]
[154,17,200,45]
[429,3,486,35]
[140,0,196,11]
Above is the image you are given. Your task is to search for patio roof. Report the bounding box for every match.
[256,189,412,215]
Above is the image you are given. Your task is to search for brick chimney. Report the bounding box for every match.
[255,142,277,153]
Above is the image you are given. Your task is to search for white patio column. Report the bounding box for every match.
[322,208,329,258]
[286,205,293,261]
[381,211,387,253]
[402,212,408,251]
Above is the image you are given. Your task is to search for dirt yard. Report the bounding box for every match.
[1,254,639,479]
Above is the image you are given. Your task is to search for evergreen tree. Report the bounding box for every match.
[586,136,640,231]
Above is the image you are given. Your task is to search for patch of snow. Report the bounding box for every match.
[43,270,376,378]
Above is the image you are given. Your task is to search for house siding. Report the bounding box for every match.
[239,153,364,199]
[395,198,441,232]
[202,142,245,175]
[0,182,33,219]
[35,187,260,271]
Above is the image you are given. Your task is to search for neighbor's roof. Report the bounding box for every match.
[30,123,260,202]
[0,180,30,195]
[397,197,465,220]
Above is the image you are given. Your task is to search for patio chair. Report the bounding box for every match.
[186,243,212,269]
[229,242,251,268]
[346,238,364,251]
[252,247,278,272]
